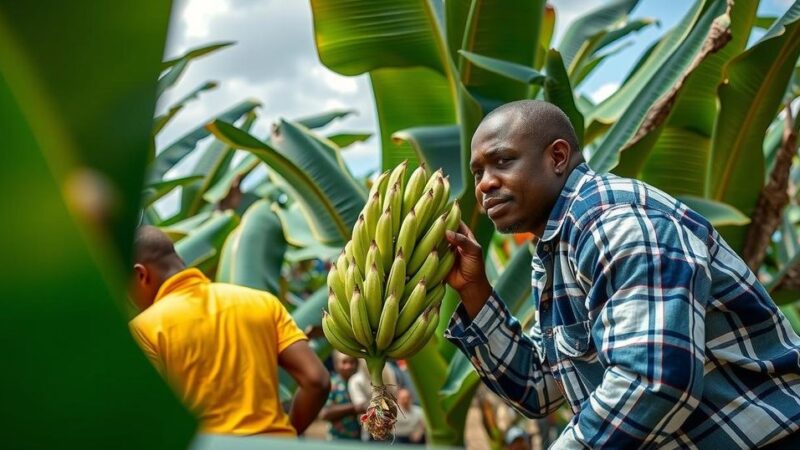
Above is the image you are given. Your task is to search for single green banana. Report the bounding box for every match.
[396,279,428,336]
[363,263,384,329]
[383,183,402,236]
[412,190,435,238]
[344,241,354,268]
[365,241,384,280]
[386,160,407,200]
[395,209,418,260]
[407,213,447,274]
[351,215,368,274]
[368,169,390,200]
[364,191,381,242]
[403,250,438,299]
[429,249,455,287]
[385,311,430,359]
[384,250,406,300]
[328,292,354,337]
[327,267,349,314]
[375,208,394,272]
[402,308,440,358]
[402,165,427,217]
[425,176,445,230]
[322,313,363,358]
[349,287,373,348]
[424,283,446,310]
[375,292,399,351]
[437,175,451,216]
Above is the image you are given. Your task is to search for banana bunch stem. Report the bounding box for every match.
[361,357,399,440]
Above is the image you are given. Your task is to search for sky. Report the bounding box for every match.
[156,0,795,181]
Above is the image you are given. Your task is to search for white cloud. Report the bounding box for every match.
[180,0,231,39]
[589,82,619,103]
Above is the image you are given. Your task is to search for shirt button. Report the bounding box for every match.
[541,302,550,312]
[543,328,553,337]
[542,244,551,252]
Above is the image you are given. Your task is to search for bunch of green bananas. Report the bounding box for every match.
[322,161,460,362]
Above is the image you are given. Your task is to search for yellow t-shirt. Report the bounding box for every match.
[129,269,307,436]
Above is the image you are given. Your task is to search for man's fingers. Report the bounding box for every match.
[445,230,481,257]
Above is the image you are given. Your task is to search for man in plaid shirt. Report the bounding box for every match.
[444,100,800,449]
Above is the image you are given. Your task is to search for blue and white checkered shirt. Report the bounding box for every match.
[446,163,800,449]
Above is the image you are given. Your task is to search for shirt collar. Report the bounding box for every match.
[154,268,209,303]
[540,162,594,242]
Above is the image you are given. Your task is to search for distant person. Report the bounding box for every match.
[393,388,424,444]
[319,351,364,441]
[128,226,329,436]
[504,426,531,450]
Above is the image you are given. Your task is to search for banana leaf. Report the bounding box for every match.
[295,109,354,129]
[615,0,758,193]
[216,200,285,295]
[158,41,233,98]
[203,154,261,205]
[545,49,585,145]
[142,175,205,207]
[370,67,457,171]
[586,0,708,127]
[309,0,445,76]
[148,99,260,183]
[153,81,218,135]
[174,210,239,274]
[392,125,463,202]
[207,120,365,244]
[708,4,800,251]
[677,196,750,226]
[589,0,729,173]
[327,132,371,148]
[0,1,196,448]
[459,1,546,106]
[558,0,640,72]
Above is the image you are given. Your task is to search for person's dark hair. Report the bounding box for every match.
[133,225,184,269]
[485,100,581,156]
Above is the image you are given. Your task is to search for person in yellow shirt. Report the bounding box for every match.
[127,226,329,436]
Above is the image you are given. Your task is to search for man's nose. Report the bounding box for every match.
[477,171,500,194]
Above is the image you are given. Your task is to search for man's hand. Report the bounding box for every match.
[445,222,493,319]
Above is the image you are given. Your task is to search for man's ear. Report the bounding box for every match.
[133,263,148,283]
[547,139,573,175]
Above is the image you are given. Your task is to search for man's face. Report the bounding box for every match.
[333,353,358,379]
[470,114,564,236]
[397,389,412,409]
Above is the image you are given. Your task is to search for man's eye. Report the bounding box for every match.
[497,158,510,166]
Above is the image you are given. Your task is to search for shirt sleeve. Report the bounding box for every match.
[268,294,308,354]
[553,205,709,449]
[444,292,564,418]
[128,320,163,374]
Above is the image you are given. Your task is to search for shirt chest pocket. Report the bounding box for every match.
[552,320,604,393]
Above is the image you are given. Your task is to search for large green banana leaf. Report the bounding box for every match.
[615,0,758,193]
[203,154,261,205]
[207,120,365,244]
[544,49,584,144]
[586,0,708,128]
[216,200,286,295]
[0,2,196,448]
[142,175,205,207]
[589,0,729,173]
[458,1,545,106]
[392,125,463,201]
[309,0,445,76]
[148,99,260,183]
[295,108,354,129]
[708,3,800,251]
[180,112,258,217]
[371,67,457,171]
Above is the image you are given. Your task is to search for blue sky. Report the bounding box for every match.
[156,0,796,186]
